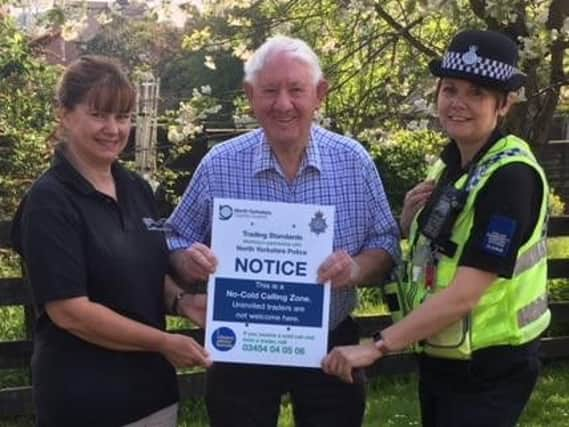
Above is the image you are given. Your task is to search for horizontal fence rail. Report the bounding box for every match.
[1,312,568,417]
[1,216,569,418]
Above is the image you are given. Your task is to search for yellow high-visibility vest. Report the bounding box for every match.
[406,135,550,359]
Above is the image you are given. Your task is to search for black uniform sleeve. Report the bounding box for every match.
[458,162,543,278]
[16,183,87,305]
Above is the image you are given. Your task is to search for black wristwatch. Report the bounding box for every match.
[372,331,390,355]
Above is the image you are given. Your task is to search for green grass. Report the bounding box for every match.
[519,361,569,426]
[176,360,569,427]
[168,360,569,427]
[1,353,569,426]
[364,375,420,426]
[363,361,569,427]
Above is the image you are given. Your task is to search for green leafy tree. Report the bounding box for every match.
[0,13,59,220]
[81,7,243,117]
[5,1,568,214]
[368,129,447,213]
[181,0,568,147]
[168,0,567,208]
[81,12,182,74]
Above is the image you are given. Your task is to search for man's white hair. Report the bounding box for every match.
[243,35,323,85]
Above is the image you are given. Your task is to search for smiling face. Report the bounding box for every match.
[437,78,511,148]
[55,56,136,168]
[244,51,328,151]
[60,99,131,167]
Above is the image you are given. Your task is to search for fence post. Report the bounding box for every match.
[19,261,34,385]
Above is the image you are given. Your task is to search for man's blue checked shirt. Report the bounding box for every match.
[166,125,400,329]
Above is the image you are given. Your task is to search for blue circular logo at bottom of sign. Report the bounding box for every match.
[211,327,236,351]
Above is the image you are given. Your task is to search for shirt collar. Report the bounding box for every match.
[52,145,130,195]
[252,126,322,177]
[440,128,504,172]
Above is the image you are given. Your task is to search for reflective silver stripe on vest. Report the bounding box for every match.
[517,295,548,328]
[513,239,548,276]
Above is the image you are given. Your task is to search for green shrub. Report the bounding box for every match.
[549,189,566,216]
[368,129,447,213]
[0,250,21,277]
[0,306,25,341]
[548,237,569,307]
[0,15,59,219]
[548,238,569,259]
[547,238,569,334]
[549,279,569,302]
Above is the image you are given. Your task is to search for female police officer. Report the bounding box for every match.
[11,56,211,426]
[322,30,550,427]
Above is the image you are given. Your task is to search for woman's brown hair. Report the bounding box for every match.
[56,55,135,114]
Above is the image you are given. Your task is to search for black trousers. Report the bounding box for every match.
[205,316,366,427]
[418,340,541,427]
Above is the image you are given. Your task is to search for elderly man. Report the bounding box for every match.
[166,35,400,427]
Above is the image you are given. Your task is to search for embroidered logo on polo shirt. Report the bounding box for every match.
[482,215,517,257]
[142,217,168,231]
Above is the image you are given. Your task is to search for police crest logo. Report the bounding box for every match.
[462,45,480,66]
[309,211,328,236]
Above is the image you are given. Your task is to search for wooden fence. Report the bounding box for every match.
[1,217,569,418]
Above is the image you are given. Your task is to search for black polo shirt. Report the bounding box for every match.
[418,129,543,278]
[11,149,178,427]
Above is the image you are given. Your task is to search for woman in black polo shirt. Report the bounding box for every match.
[322,30,549,427]
[11,56,211,427]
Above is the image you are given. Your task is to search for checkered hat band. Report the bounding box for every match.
[442,51,515,81]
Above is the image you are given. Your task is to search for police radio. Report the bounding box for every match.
[421,184,468,244]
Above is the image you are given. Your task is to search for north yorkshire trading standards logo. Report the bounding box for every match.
[309,211,328,236]
[219,204,233,220]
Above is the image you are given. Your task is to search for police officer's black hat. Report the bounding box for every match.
[429,29,526,92]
